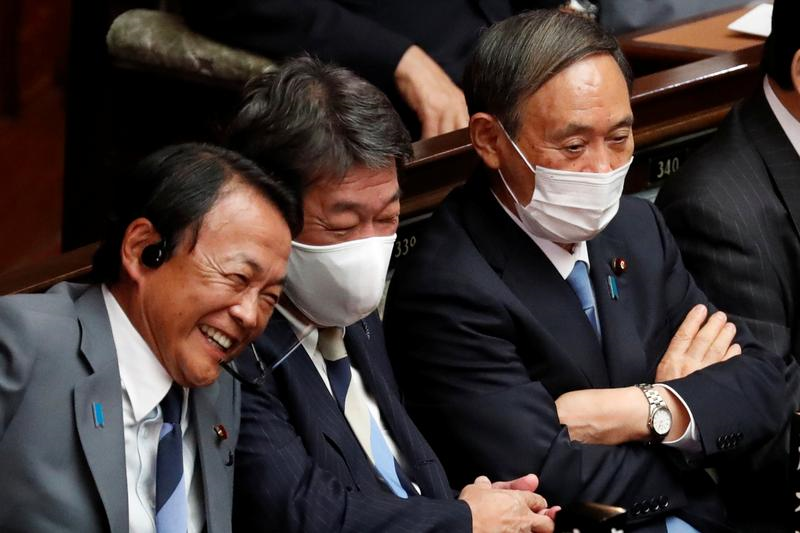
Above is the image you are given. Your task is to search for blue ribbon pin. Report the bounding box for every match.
[92,402,105,428]
[607,275,619,300]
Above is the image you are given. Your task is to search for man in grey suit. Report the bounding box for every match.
[657,0,800,529]
[0,143,299,532]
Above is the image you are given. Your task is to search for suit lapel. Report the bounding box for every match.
[743,92,800,240]
[588,232,647,386]
[192,380,235,533]
[261,316,379,491]
[460,176,609,388]
[73,286,128,533]
[345,316,452,498]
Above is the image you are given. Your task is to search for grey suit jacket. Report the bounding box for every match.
[598,0,744,34]
[0,282,240,533]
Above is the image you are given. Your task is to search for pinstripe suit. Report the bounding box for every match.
[232,312,471,532]
[657,90,800,532]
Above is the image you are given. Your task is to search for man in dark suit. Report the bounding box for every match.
[0,144,298,532]
[185,0,563,138]
[656,0,800,529]
[383,10,791,533]
[227,57,556,532]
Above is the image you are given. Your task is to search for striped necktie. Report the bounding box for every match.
[155,383,187,533]
[318,327,414,498]
[566,260,602,340]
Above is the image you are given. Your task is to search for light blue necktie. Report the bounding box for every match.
[666,517,701,532]
[155,384,187,533]
[566,260,601,340]
[319,328,415,498]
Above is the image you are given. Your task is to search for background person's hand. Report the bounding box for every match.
[394,45,469,139]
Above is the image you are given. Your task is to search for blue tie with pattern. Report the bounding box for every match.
[318,327,415,498]
[155,384,187,533]
[566,260,601,340]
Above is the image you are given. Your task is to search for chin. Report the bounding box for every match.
[184,365,222,388]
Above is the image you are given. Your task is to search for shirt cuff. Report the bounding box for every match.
[657,384,703,456]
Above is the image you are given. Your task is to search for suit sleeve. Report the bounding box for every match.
[0,298,56,441]
[384,200,787,522]
[185,0,413,92]
[233,373,472,533]
[645,200,789,459]
[384,244,693,520]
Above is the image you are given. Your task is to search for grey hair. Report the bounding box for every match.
[463,9,633,138]
[226,56,412,195]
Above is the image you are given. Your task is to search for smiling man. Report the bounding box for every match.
[0,143,299,533]
[226,57,556,533]
[383,10,792,533]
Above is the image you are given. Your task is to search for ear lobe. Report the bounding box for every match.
[792,49,800,96]
[469,113,503,170]
[120,218,162,283]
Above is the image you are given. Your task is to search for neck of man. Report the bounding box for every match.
[768,76,800,122]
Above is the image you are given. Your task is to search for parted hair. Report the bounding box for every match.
[464,9,633,137]
[763,0,800,91]
[226,56,412,199]
[92,143,301,284]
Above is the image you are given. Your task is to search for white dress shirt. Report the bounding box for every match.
[764,76,800,159]
[492,193,701,454]
[276,305,421,494]
[102,286,205,533]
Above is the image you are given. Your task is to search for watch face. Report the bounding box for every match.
[653,407,672,436]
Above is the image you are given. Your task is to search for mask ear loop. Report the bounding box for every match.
[495,120,537,208]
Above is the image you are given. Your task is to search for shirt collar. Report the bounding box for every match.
[102,284,174,422]
[763,76,800,159]
[492,191,590,279]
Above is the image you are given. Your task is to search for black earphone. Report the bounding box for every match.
[141,240,167,268]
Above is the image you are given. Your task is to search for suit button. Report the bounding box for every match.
[716,436,725,448]
[736,432,743,440]
[633,502,642,515]
[345,486,354,492]
[659,496,668,506]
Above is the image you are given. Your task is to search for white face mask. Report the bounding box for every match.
[283,234,396,327]
[498,124,632,244]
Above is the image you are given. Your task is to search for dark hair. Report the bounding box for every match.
[92,142,302,284]
[763,0,800,91]
[226,56,412,198]
[464,9,633,137]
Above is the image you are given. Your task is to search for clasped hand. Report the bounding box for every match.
[458,474,558,533]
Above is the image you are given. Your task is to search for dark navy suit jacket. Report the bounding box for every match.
[232,312,471,532]
[383,172,790,533]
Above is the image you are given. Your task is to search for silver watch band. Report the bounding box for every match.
[637,383,669,442]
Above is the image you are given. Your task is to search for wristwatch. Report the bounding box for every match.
[637,383,672,443]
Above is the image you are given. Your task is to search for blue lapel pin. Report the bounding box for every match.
[92,402,105,428]
[607,275,619,300]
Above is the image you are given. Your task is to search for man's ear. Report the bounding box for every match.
[120,218,163,284]
[469,112,504,170]
[792,49,800,96]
